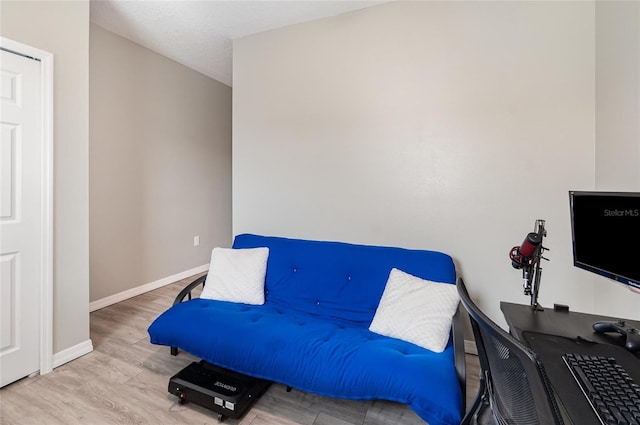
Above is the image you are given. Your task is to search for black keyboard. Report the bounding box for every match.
[563,353,640,425]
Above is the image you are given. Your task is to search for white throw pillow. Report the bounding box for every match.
[369,268,460,353]
[200,247,269,305]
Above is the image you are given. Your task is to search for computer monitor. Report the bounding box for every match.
[569,191,640,292]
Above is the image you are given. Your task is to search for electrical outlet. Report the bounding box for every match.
[193,236,200,247]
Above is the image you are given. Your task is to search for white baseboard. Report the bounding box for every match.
[52,339,94,369]
[89,264,209,312]
[465,339,478,355]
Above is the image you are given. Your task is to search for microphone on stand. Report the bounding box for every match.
[509,232,542,269]
[509,219,549,311]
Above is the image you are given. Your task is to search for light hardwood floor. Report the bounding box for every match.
[0,273,480,425]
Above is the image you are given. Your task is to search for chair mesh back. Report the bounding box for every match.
[458,279,564,425]
[478,325,542,424]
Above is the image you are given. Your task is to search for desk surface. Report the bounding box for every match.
[501,302,640,353]
[500,302,640,425]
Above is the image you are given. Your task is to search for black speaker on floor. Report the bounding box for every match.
[169,360,271,422]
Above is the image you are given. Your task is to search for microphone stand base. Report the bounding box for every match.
[530,294,544,311]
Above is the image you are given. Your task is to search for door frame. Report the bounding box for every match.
[0,36,54,376]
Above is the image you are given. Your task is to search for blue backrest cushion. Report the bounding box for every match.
[232,234,456,327]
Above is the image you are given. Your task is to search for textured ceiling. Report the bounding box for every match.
[90,0,387,86]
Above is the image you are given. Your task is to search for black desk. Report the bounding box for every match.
[501,302,640,425]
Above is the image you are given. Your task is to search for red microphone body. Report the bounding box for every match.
[510,232,542,269]
[519,232,542,258]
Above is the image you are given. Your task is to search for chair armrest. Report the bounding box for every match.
[172,274,207,306]
[452,302,467,414]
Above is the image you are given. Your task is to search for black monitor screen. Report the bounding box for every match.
[569,191,640,290]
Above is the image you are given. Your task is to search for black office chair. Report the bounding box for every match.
[457,278,565,425]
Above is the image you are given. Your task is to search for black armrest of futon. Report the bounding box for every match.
[172,274,207,306]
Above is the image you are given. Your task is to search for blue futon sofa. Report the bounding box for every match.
[148,234,466,425]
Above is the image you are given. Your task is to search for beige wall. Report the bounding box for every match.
[596,1,640,190]
[89,24,232,302]
[233,1,640,325]
[593,1,640,317]
[1,1,91,353]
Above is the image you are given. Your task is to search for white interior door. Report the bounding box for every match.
[0,48,42,387]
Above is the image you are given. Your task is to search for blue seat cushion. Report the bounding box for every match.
[148,298,463,425]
